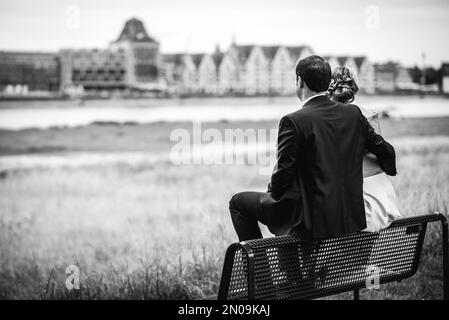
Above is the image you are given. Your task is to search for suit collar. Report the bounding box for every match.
[302,94,331,109]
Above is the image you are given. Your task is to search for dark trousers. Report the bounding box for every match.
[229,191,318,287]
[229,191,267,242]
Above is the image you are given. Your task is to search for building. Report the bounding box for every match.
[324,56,340,73]
[4,17,409,97]
[0,17,319,97]
[211,48,224,94]
[373,62,397,92]
[354,57,375,94]
[60,18,162,94]
[373,62,421,93]
[161,53,184,94]
[271,46,313,95]
[197,53,219,94]
[442,63,449,94]
[0,51,60,94]
[161,53,197,95]
[110,18,161,90]
[395,67,419,91]
[218,49,240,94]
[217,44,313,95]
[59,48,127,92]
[270,46,292,95]
[228,44,267,95]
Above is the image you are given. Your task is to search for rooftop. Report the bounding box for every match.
[114,18,158,44]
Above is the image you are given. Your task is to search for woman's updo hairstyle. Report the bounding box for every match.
[328,66,359,103]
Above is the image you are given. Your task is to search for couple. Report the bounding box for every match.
[229,55,401,242]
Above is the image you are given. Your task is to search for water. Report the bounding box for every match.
[0,95,448,130]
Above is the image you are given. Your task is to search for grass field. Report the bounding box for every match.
[0,118,448,299]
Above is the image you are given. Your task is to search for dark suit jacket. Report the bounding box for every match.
[262,95,396,239]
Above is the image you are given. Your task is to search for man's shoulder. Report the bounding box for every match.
[284,108,313,122]
[284,105,326,125]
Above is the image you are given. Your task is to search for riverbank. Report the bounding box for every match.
[1,117,449,156]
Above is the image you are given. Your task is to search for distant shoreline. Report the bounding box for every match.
[1,95,449,130]
[0,91,447,104]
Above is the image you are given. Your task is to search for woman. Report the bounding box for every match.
[327,67,401,232]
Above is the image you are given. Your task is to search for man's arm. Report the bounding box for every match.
[269,116,302,196]
[361,112,397,176]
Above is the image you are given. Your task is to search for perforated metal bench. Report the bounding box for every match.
[218,213,448,300]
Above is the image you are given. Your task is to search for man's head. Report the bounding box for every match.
[295,55,331,101]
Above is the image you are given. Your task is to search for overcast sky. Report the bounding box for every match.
[0,0,448,67]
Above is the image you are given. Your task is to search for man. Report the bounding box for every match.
[229,55,396,241]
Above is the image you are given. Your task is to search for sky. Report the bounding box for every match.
[0,0,448,67]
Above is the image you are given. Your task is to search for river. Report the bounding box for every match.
[0,95,448,130]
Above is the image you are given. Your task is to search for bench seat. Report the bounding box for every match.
[218,213,448,300]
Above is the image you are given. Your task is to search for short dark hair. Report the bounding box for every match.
[295,55,331,92]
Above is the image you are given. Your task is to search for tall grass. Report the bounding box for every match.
[0,136,448,299]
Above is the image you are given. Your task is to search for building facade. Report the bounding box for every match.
[272,46,313,95]
[442,63,449,94]
[59,48,127,92]
[0,51,60,94]
[59,18,162,94]
[395,67,418,91]
[0,17,404,97]
[373,63,397,92]
[109,18,161,90]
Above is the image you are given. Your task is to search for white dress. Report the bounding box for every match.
[363,172,402,232]
[360,108,402,232]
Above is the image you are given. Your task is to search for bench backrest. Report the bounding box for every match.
[218,214,445,300]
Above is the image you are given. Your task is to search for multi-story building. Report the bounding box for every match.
[243,45,271,94]
[59,48,127,92]
[395,67,418,91]
[271,46,291,95]
[442,63,449,94]
[218,49,240,94]
[197,53,218,94]
[225,44,260,94]
[0,51,60,94]
[373,62,397,92]
[110,18,161,90]
[161,53,197,95]
[271,46,313,95]
[324,56,340,73]
[354,57,376,94]
[217,44,313,95]
[219,45,257,94]
[161,53,184,94]
[373,62,419,93]
[211,49,224,94]
[0,17,395,97]
[60,18,162,93]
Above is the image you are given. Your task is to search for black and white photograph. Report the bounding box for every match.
[0,0,448,306]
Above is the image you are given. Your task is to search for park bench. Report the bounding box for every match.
[218,213,448,300]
